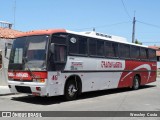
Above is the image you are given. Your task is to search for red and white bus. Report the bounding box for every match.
[8,29,157,100]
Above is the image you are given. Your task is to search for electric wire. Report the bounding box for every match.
[121,0,132,20]
[137,20,160,29]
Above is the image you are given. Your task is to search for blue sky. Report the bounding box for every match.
[1,0,160,46]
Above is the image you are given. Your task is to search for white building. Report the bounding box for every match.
[0,21,23,86]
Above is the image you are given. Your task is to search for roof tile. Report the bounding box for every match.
[0,27,23,39]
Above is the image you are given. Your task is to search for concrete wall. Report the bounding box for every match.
[0,38,13,86]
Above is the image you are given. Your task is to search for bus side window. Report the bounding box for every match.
[89,39,97,56]
[148,49,156,61]
[97,40,104,57]
[113,43,118,57]
[79,38,88,55]
[130,46,140,59]
[119,44,130,59]
[105,42,115,57]
[69,35,88,55]
[140,48,148,60]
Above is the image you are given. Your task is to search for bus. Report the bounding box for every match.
[7,29,157,100]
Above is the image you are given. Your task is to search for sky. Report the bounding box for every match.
[0,0,160,46]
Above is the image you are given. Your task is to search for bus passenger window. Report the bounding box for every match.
[97,40,104,56]
[79,38,87,55]
[130,46,140,59]
[89,39,97,56]
[69,37,78,54]
[140,48,148,60]
[119,44,130,58]
[105,42,114,57]
[105,42,118,57]
[69,36,88,55]
[148,49,156,61]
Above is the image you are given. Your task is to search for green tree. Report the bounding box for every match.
[135,39,142,45]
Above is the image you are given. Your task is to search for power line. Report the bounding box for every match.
[121,0,131,20]
[137,20,160,29]
[142,42,160,43]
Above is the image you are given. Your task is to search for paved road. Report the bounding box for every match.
[0,79,160,120]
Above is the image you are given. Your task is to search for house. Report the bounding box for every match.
[0,21,23,86]
[148,46,160,61]
[148,45,160,77]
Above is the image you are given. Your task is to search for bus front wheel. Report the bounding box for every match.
[65,80,78,101]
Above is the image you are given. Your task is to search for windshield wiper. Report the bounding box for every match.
[23,57,36,79]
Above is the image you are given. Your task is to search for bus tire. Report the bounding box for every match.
[64,80,79,101]
[132,75,140,90]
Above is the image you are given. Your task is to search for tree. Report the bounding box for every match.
[135,39,142,45]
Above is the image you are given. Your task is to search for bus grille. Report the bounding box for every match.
[15,86,32,93]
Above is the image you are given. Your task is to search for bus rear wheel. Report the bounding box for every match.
[65,80,78,101]
[132,75,140,90]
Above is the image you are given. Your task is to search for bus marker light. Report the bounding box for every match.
[36,79,45,83]
[40,79,45,83]
[36,87,41,91]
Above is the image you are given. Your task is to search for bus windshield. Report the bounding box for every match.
[9,35,49,71]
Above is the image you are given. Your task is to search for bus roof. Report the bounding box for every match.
[15,29,66,38]
[15,28,148,48]
[67,30,148,48]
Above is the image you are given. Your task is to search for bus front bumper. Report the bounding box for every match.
[8,81,48,96]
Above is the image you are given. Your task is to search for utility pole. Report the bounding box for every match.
[13,0,16,29]
[132,13,136,43]
[93,27,95,32]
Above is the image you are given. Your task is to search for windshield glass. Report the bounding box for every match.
[9,35,49,71]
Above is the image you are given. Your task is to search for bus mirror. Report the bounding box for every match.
[5,44,8,59]
[23,57,28,62]
[50,43,55,54]
[5,43,12,59]
[157,56,160,61]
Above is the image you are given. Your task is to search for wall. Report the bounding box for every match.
[0,38,13,86]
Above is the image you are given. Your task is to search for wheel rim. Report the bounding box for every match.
[68,84,77,97]
[134,77,139,89]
